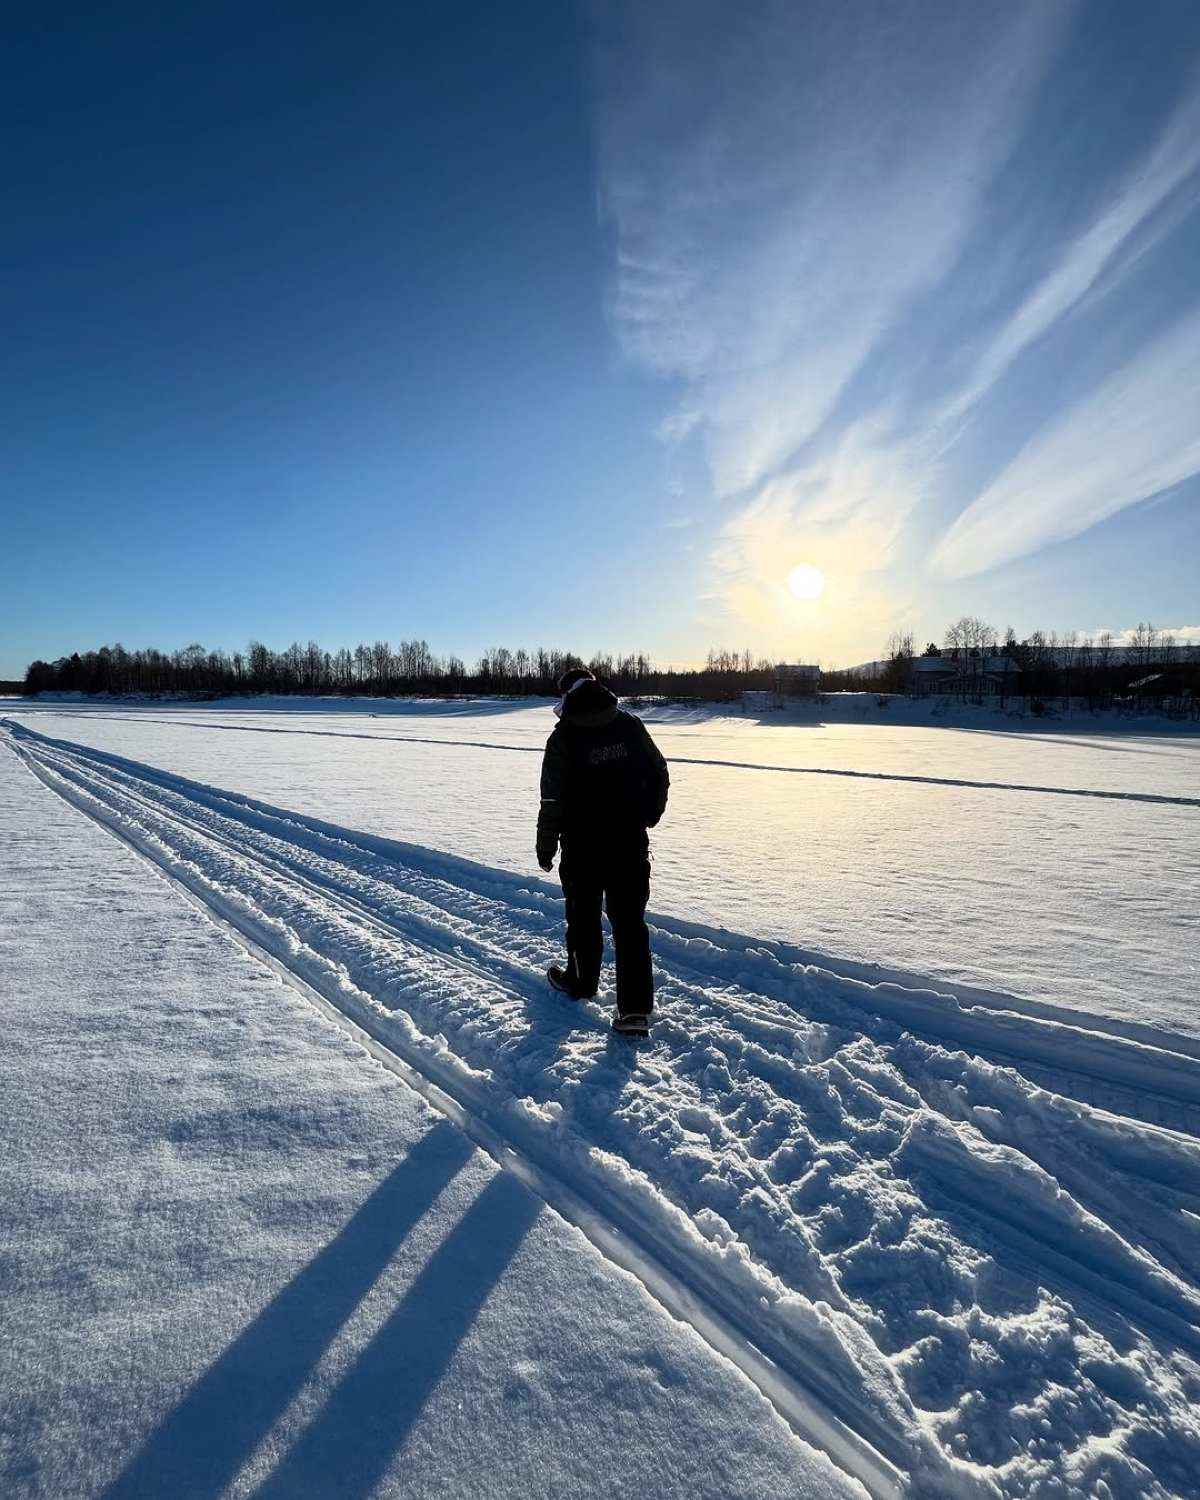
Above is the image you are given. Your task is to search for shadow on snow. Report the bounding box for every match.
[100,1122,538,1500]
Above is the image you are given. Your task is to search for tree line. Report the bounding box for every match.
[22,623,1198,709]
[21,640,780,701]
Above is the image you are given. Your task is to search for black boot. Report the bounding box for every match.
[547,965,584,999]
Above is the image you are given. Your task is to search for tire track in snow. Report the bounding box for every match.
[8,722,1200,1498]
[37,727,1200,1282]
[14,720,1200,1125]
[10,725,1200,1189]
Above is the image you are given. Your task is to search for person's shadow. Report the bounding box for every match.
[100,1122,538,1500]
[248,1169,540,1499]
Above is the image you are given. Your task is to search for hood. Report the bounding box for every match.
[559,678,619,729]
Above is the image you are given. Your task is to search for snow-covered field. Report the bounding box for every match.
[0,744,852,1500]
[8,695,1197,1036]
[3,698,1199,1498]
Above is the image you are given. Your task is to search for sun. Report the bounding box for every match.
[786,562,825,601]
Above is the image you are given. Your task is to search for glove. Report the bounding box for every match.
[537,840,556,872]
[538,856,554,872]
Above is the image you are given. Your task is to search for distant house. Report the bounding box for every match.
[775,663,821,696]
[743,664,820,712]
[910,655,1020,697]
[910,657,958,695]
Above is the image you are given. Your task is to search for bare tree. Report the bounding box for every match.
[1129,621,1157,670]
[943,617,994,698]
[1060,630,1078,710]
[882,631,914,693]
[371,640,391,692]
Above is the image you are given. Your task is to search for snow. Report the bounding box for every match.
[6,695,1197,1039]
[0,743,859,1500]
[4,709,1200,1497]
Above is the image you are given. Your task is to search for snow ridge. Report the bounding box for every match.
[6,721,1200,1499]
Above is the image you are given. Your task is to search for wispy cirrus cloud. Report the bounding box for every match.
[591,3,1200,649]
[936,69,1200,437]
[593,0,1068,501]
[931,305,1200,577]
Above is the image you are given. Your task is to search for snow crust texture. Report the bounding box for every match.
[6,719,1200,1498]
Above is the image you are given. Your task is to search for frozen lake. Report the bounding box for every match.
[6,696,1197,1040]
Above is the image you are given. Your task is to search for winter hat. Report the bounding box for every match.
[559,676,618,729]
[555,666,594,696]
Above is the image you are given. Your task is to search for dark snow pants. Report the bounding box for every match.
[559,837,653,1018]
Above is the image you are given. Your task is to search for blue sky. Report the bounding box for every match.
[3,0,1199,679]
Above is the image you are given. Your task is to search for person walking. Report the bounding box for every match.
[536,668,670,1035]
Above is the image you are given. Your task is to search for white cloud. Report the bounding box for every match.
[938,70,1200,432]
[931,306,1200,577]
[592,1,1073,660]
[592,3,1200,637]
[593,1,1068,498]
[1091,624,1200,646]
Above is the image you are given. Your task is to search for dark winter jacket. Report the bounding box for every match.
[536,682,670,864]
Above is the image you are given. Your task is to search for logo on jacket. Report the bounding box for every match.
[589,742,629,766]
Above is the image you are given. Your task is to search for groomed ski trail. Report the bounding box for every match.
[7,720,1200,1499]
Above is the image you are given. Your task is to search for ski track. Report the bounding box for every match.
[6,719,1200,1500]
[13,708,1198,806]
